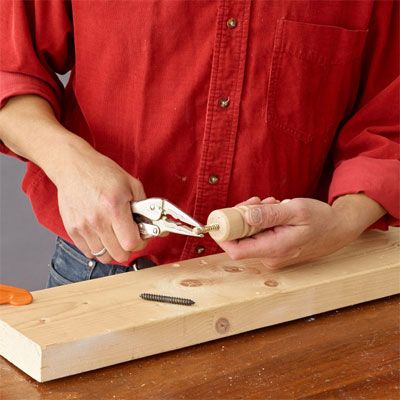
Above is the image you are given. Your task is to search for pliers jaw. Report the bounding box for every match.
[131,198,204,239]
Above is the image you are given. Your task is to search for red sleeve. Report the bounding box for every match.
[0,0,74,159]
[328,1,400,228]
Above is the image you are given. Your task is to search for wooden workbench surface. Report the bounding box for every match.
[1,295,398,400]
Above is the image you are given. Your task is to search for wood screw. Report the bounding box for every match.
[140,293,195,306]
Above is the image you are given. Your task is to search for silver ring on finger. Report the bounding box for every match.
[91,247,107,257]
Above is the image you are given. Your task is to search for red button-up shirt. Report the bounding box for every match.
[1,0,399,266]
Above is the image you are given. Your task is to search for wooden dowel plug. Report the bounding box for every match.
[206,206,263,242]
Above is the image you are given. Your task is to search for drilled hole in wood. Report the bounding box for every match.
[264,279,279,287]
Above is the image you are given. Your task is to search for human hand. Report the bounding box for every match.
[50,139,147,263]
[218,194,385,269]
[0,95,147,263]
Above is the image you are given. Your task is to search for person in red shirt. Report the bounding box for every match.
[0,1,398,286]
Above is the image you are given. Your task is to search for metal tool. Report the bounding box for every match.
[140,293,195,306]
[131,198,204,240]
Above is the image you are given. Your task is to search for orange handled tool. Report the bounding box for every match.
[0,284,33,306]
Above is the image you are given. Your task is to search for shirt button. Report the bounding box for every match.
[227,18,237,29]
[218,97,230,108]
[195,245,205,255]
[208,175,219,185]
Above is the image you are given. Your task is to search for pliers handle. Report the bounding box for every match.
[130,198,204,239]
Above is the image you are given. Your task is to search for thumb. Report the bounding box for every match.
[244,202,294,229]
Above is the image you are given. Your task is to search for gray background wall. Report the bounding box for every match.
[0,157,54,290]
[0,73,70,290]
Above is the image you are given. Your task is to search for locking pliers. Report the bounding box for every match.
[130,198,204,239]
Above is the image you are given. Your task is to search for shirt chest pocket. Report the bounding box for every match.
[266,19,368,143]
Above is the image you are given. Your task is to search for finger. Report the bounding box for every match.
[219,228,276,259]
[82,227,113,263]
[260,258,293,270]
[236,196,261,207]
[244,202,296,230]
[129,177,146,201]
[220,225,306,261]
[98,225,131,263]
[112,202,147,252]
[69,231,92,259]
[261,197,280,204]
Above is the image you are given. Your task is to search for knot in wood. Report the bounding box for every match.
[215,318,230,334]
[180,279,203,287]
[223,266,244,273]
[264,279,279,287]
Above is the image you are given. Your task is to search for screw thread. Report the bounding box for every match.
[140,293,195,306]
[192,224,220,235]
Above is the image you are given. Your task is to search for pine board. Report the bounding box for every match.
[0,229,399,382]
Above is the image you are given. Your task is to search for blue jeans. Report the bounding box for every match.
[47,237,156,288]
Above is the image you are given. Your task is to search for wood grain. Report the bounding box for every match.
[0,229,399,382]
[1,296,398,399]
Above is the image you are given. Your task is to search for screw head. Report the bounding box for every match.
[192,226,204,235]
